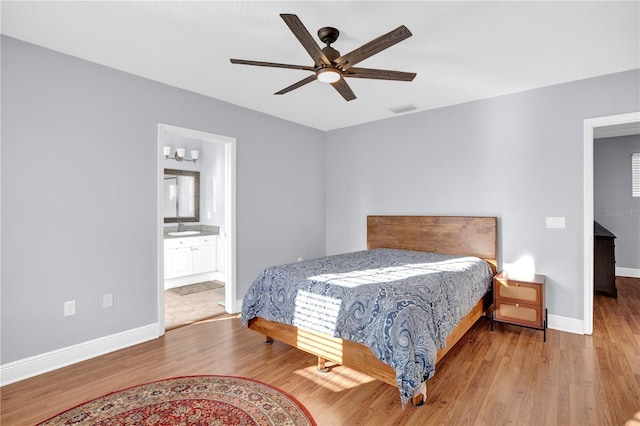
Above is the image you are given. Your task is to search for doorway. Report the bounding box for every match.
[582,111,640,335]
[157,123,237,335]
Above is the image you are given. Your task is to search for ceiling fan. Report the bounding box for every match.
[230,14,416,101]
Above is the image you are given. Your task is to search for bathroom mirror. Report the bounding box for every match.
[163,169,200,223]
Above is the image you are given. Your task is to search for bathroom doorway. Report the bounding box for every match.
[157,123,236,334]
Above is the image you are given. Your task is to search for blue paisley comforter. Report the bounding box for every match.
[241,248,493,406]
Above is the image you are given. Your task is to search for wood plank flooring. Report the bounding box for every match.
[2,277,639,425]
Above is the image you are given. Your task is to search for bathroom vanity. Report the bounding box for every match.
[164,226,219,289]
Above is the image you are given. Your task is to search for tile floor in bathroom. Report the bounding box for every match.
[164,282,226,329]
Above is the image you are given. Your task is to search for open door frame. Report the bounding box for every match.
[582,111,640,335]
[156,123,237,336]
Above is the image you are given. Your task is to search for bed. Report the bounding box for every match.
[242,215,497,407]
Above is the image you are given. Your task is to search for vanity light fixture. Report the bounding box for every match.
[164,146,200,164]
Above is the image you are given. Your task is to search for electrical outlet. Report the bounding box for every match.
[64,300,76,316]
[102,293,113,308]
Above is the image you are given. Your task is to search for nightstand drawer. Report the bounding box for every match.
[495,280,541,304]
[494,301,543,329]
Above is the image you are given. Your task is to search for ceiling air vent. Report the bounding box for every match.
[389,104,417,114]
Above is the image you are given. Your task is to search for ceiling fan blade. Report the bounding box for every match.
[345,67,416,81]
[335,25,412,70]
[331,79,356,101]
[230,59,314,71]
[275,75,317,95]
[280,14,331,66]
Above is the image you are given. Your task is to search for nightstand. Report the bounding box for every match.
[491,271,547,342]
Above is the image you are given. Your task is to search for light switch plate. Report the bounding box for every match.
[546,217,566,229]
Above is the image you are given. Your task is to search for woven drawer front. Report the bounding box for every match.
[499,303,536,322]
[497,283,537,302]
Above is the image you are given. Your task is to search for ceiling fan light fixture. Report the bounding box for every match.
[317,68,341,83]
[230,14,415,101]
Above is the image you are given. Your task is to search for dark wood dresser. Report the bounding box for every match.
[594,221,617,298]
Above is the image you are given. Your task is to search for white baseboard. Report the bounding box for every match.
[0,323,160,387]
[548,314,584,335]
[616,267,640,278]
[233,298,243,313]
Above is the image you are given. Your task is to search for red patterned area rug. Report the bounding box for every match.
[37,375,316,425]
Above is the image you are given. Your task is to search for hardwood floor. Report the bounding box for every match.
[2,277,639,425]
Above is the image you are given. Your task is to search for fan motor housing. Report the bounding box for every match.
[322,46,341,62]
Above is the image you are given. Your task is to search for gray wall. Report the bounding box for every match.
[1,36,326,364]
[325,69,640,321]
[594,135,640,269]
[3,34,640,367]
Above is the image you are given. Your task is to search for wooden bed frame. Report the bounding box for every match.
[248,215,498,405]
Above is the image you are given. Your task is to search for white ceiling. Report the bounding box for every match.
[2,1,639,131]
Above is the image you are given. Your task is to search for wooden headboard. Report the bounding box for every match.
[367,215,498,273]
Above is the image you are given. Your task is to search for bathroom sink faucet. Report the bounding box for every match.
[178,221,184,231]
